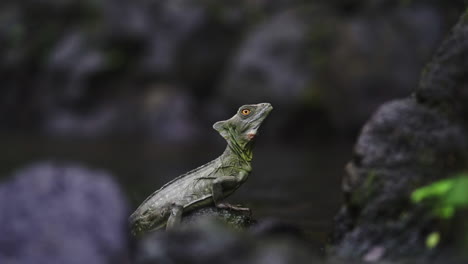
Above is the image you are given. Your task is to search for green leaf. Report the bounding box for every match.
[435,206,455,219]
[411,179,454,202]
[426,232,440,249]
[411,173,468,219]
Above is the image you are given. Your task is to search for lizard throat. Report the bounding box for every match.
[224,128,254,162]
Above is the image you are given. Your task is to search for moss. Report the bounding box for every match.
[8,24,24,48]
[418,148,435,165]
[302,84,323,107]
[80,0,104,33]
[306,22,334,69]
[105,48,127,70]
[399,0,413,8]
[464,8,468,22]
[351,170,378,206]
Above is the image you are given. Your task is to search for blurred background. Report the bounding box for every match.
[1,0,467,262]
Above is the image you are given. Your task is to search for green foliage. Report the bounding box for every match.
[426,232,440,249]
[411,174,468,219]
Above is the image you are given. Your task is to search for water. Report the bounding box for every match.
[0,134,352,244]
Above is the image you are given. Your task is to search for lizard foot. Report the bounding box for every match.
[216,202,251,212]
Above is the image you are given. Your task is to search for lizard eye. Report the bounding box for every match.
[241,109,251,116]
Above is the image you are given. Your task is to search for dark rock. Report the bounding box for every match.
[333,98,467,259]
[221,4,448,134]
[220,8,316,106]
[417,10,468,122]
[131,204,253,237]
[42,31,105,105]
[134,218,319,264]
[137,88,201,143]
[330,10,468,262]
[41,105,120,138]
[131,0,208,77]
[0,162,130,264]
[39,31,113,137]
[181,206,254,231]
[41,86,202,143]
[251,218,304,238]
[0,0,464,141]
[0,0,251,141]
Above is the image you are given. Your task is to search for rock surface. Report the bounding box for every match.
[133,218,319,264]
[181,207,254,230]
[331,10,468,262]
[130,205,254,236]
[0,162,130,264]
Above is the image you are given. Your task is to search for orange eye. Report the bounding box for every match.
[241,109,251,116]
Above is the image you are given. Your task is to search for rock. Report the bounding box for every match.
[417,9,468,121]
[138,87,201,143]
[39,31,113,138]
[332,98,467,259]
[221,4,448,134]
[0,162,130,264]
[181,207,254,231]
[42,31,105,106]
[125,0,249,90]
[133,218,319,264]
[0,0,464,141]
[330,10,468,262]
[130,204,253,237]
[131,0,207,77]
[220,8,315,106]
[0,0,251,141]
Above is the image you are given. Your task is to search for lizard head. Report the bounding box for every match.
[213,103,273,159]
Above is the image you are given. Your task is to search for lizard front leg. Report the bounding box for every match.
[166,204,183,230]
[212,173,250,212]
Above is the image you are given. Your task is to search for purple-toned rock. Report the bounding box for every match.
[0,162,130,264]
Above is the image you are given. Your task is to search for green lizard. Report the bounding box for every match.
[129,103,273,235]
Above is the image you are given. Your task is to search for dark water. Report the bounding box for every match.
[0,134,351,244]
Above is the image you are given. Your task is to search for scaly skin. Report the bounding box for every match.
[129,103,273,235]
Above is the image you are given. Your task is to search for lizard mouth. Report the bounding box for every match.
[245,105,272,140]
[247,133,256,140]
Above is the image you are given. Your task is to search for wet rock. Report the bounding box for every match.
[0,162,130,264]
[331,10,468,262]
[134,218,319,264]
